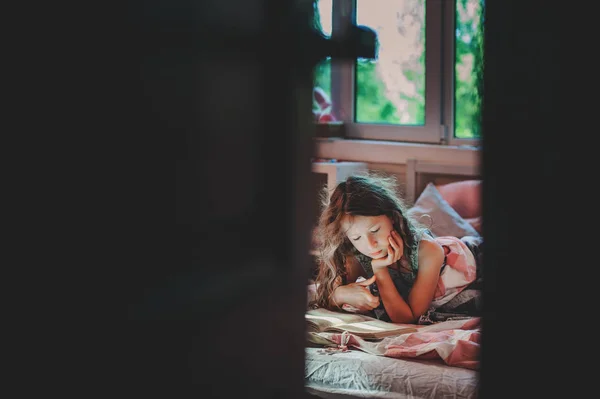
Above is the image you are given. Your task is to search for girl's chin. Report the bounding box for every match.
[370,250,387,259]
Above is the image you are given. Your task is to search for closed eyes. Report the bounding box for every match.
[351,227,380,241]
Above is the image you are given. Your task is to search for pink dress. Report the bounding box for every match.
[430,236,478,308]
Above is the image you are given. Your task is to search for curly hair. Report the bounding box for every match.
[310,172,427,309]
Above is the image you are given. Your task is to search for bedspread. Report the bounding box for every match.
[312,317,481,370]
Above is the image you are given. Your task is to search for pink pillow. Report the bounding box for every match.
[435,180,482,220]
[464,216,482,235]
[407,183,481,238]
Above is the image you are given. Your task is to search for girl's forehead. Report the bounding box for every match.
[341,214,389,232]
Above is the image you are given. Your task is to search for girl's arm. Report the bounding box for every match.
[330,256,380,311]
[374,237,444,323]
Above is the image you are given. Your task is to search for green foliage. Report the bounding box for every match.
[356,60,401,124]
[455,0,485,139]
[313,59,332,110]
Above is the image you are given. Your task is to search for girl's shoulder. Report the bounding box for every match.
[417,230,438,248]
[417,232,445,265]
[419,231,467,250]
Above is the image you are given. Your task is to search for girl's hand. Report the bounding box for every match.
[371,230,403,270]
[332,275,380,312]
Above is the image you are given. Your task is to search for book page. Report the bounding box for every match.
[328,320,417,338]
[306,308,379,326]
[306,308,417,338]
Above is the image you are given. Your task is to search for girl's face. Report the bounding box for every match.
[341,214,402,259]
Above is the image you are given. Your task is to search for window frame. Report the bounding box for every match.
[326,0,480,146]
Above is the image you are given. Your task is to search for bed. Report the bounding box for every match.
[305,347,479,398]
[305,159,482,398]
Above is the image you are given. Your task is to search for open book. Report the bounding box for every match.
[306,307,418,340]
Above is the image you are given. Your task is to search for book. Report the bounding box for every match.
[305,307,418,340]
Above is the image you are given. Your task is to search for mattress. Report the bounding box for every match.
[305,347,479,399]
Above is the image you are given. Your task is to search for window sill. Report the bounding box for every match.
[313,137,481,168]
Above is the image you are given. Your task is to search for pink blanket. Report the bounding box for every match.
[315,317,481,370]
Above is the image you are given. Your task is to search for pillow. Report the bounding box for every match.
[407,183,481,238]
[435,180,482,220]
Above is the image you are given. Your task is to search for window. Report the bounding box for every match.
[312,0,334,123]
[313,0,484,145]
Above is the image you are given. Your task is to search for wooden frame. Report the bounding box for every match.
[405,159,480,205]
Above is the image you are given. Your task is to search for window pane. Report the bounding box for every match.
[356,0,426,125]
[455,0,484,139]
[313,0,335,123]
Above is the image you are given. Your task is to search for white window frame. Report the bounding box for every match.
[328,0,480,147]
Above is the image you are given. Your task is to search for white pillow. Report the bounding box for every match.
[407,183,481,238]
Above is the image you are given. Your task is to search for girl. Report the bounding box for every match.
[310,173,481,324]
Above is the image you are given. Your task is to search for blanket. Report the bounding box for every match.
[312,317,481,370]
